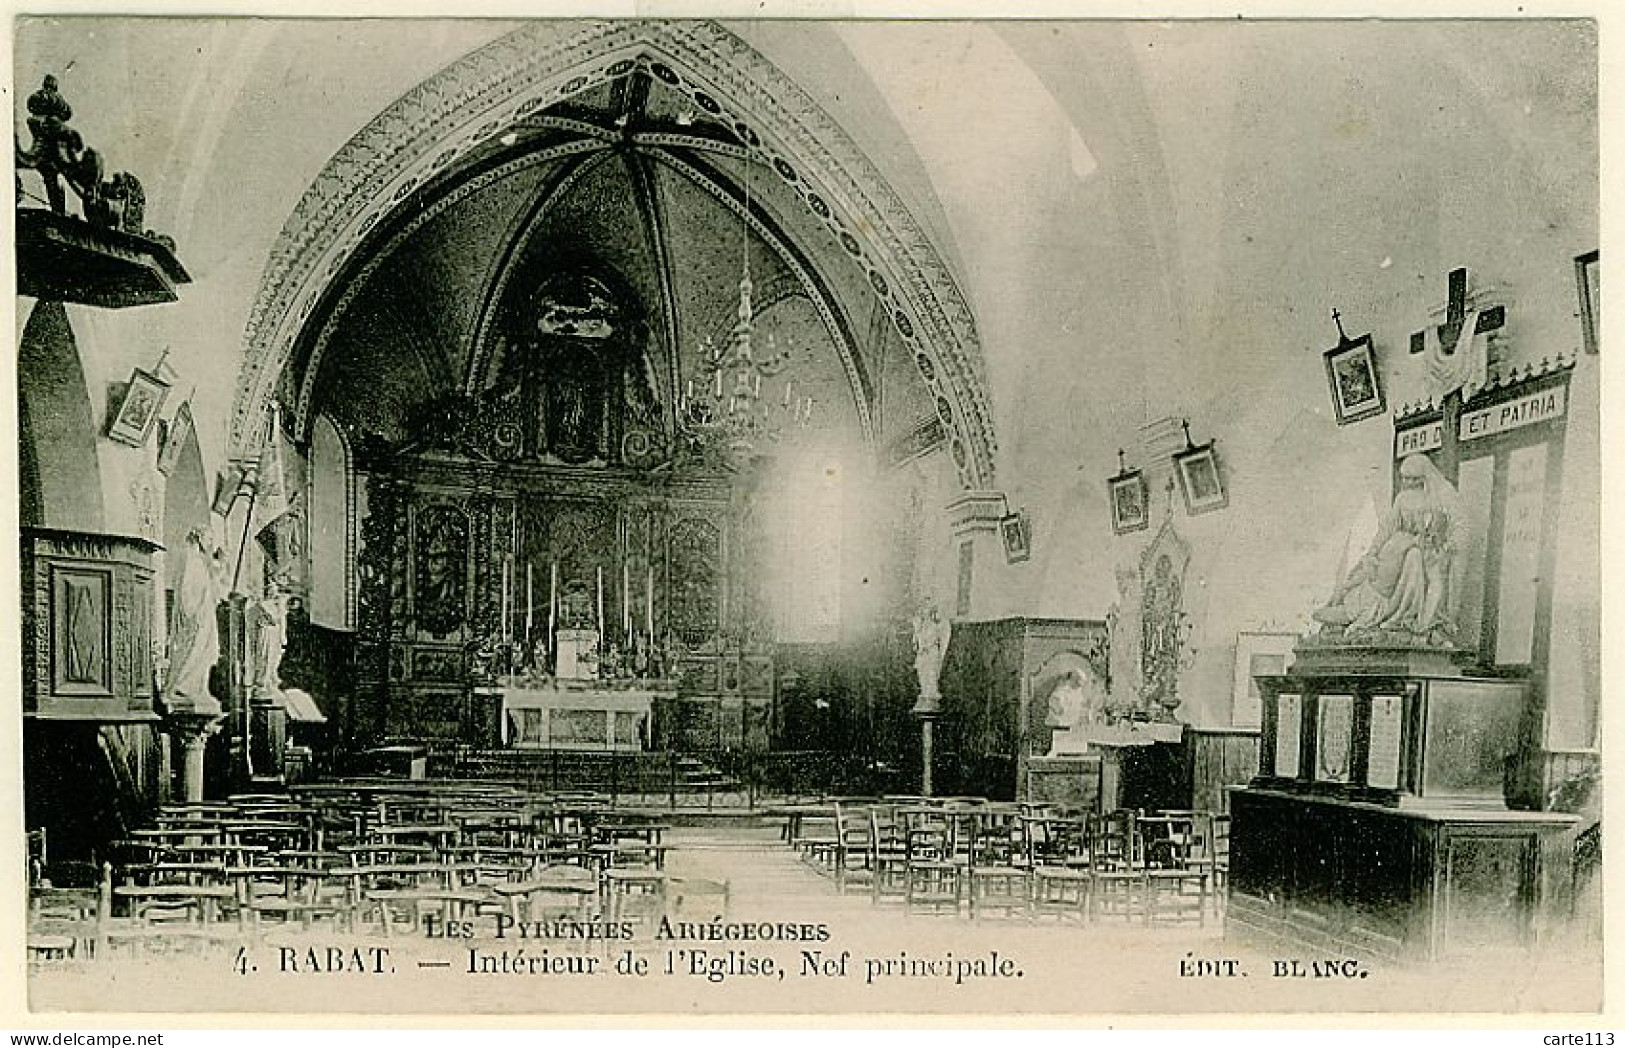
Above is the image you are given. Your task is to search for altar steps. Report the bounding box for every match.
[449,748,741,799]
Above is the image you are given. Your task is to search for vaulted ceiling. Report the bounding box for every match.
[289,61,934,460]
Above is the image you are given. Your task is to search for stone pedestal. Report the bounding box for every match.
[248,690,288,785]
[911,690,941,797]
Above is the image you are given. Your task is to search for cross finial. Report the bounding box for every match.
[1117,448,1126,474]
[1331,308,1348,344]
[1180,418,1194,449]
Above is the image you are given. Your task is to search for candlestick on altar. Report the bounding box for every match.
[548,561,558,659]
[596,567,605,652]
[525,563,533,647]
[646,566,654,653]
[501,560,511,643]
[622,562,631,644]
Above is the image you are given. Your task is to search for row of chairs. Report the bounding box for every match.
[29,781,722,964]
[790,799,1228,924]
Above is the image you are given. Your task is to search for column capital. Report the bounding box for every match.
[164,709,225,740]
[943,490,1007,537]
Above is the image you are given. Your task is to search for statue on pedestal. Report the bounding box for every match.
[248,581,289,704]
[911,604,951,702]
[162,527,226,717]
[1312,453,1467,648]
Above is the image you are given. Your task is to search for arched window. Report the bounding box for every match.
[309,415,353,629]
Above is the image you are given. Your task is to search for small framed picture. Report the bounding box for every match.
[106,368,170,447]
[157,400,193,476]
[1173,441,1227,515]
[1000,511,1031,564]
[1323,333,1385,425]
[1575,249,1599,355]
[1108,469,1149,535]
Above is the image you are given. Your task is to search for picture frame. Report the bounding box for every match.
[1322,333,1386,424]
[1000,510,1031,563]
[1173,440,1227,515]
[1231,630,1296,728]
[105,367,170,447]
[1575,249,1599,354]
[1108,468,1149,535]
[157,400,193,476]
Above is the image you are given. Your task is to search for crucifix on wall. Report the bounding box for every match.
[1408,266,1506,482]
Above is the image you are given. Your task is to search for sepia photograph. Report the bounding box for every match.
[8,10,1605,1025]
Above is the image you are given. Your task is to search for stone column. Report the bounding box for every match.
[911,692,940,796]
[166,712,224,802]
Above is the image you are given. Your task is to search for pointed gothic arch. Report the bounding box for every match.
[228,20,996,489]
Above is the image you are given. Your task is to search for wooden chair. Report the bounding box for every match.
[233,865,352,934]
[1139,813,1208,927]
[99,863,242,956]
[28,886,97,964]
[1026,814,1092,923]
[901,808,961,916]
[966,807,1030,919]
[603,867,667,934]
[494,865,599,924]
[1087,810,1146,923]
[1211,813,1231,912]
[868,806,910,906]
[830,802,875,895]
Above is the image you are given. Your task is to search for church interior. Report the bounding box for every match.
[13,18,1602,1013]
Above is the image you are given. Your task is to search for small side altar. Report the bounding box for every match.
[499,676,675,751]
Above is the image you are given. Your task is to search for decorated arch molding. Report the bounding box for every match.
[229,20,997,489]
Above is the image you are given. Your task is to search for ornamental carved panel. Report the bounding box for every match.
[412,503,470,640]
[669,516,721,648]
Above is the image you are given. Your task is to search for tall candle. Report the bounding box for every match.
[548,561,558,655]
[622,562,631,642]
[525,563,533,646]
[501,560,511,642]
[596,567,605,647]
[645,566,654,648]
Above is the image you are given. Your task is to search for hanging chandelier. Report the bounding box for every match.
[677,142,814,459]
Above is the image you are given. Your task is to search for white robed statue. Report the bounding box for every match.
[912,604,952,700]
[162,528,226,716]
[1313,454,1468,647]
[248,582,289,704]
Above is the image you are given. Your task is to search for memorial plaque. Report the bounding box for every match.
[1315,693,1354,783]
[1275,692,1302,778]
[1367,693,1404,790]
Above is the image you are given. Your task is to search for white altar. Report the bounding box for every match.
[500,678,671,751]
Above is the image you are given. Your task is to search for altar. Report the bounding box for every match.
[500,678,674,751]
